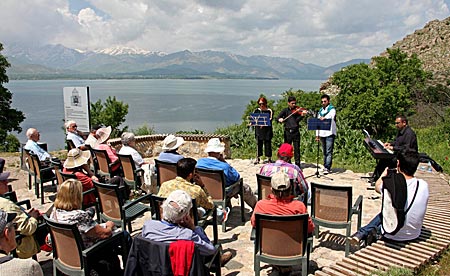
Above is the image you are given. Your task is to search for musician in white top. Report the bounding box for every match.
[315,94,337,174]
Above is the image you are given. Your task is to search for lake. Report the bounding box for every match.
[6,79,324,151]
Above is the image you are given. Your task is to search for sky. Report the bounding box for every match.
[0,0,449,66]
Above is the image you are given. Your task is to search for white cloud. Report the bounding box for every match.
[0,0,448,66]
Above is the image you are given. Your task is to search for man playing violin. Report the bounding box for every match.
[277,96,308,167]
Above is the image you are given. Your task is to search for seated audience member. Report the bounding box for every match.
[196,138,257,210]
[0,158,5,173]
[0,210,43,275]
[0,172,48,259]
[142,190,232,265]
[84,125,102,148]
[65,120,87,149]
[51,179,126,275]
[23,128,51,161]
[351,151,428,245]
[251,171,315,234]
[158,134,185,163]
[158,158,228,222]
[63,148,98,206]
[118,132,148,169]
[95,126,122,175]
[259,143,309,198]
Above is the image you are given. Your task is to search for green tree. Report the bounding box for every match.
[333,49,429,137]
[90,96,129,138]
[0,43,25,152]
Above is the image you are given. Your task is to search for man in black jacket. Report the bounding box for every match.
[277,96,307,167]
[373,115,418,181]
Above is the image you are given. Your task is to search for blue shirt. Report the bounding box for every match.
[142,220,215,256]
[196,157,240,187]
[24,140,51,161]
[158,152,184,164]
[67,132,85,148]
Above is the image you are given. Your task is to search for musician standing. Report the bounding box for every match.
[253,97,273,164]
[373,115,418,181]
[315,94,337,174]
[277,96,307,167]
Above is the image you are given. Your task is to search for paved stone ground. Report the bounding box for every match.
[1,154,438,275]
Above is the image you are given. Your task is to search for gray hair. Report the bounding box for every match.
[121,132,135,146]
[26,128,37,139]
[65,120,76,130]
[162,190,192,224]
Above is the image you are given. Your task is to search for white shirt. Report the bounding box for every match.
[119,145,144,168]
[316,105,337,137]
[383,177,429,241]
[66,132,85,148]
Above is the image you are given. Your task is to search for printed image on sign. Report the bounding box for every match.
[63,87,90,133]
[248,113,271,126]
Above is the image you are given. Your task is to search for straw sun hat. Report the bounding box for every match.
[162,134,185,151]
[96,126,112,144]
[64,148,91,169]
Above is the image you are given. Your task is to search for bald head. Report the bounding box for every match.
[26,128,40,142]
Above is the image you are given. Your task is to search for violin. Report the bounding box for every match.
[291,106,309,115]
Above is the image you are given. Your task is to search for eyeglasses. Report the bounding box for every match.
[321,100,328,103]
[258,103,264,105]
[395,122,401,125]
[71,125,78,128]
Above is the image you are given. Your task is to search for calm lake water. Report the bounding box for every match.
[6,79,324,151]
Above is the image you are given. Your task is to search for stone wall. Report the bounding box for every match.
[109,134,231,159]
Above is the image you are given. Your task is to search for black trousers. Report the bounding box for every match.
[0,158,4,173]
[284,128,301,166]
[257,139,272,158]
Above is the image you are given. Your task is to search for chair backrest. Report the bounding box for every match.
[29,153,43,179]
[154,159,177,187]
[93,180,123,221]
[60,171,78,181]
[118,154,137,183]
[66,139,76,151]
[195,168,226,201]
[150,194,200,224]
[310,182,352,223]
[44,215,84,270]
[0,190,18,203]
[256,174,272,201]
[255,213,309,258]
[23,149,36,175]
[91,148,112,176]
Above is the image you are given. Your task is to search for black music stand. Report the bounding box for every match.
[306,118,333,180]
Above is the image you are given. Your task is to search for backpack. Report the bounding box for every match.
[381,171,419,235]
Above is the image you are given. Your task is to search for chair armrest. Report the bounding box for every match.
[108,159,120,168]
[82,188,96,197]
[82,231,125,256]
[225,178,243,193]
[123,193,152,210]
[250,228,256,241]
[16,199,32,210]
[351,195,363,214]
[204,244,221,270]
[134,168,144,174]
[40,166,53,172]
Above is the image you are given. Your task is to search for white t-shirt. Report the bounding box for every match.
[382,177,429,241]
[119,145,144,168]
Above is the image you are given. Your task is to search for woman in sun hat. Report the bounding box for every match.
[63,148,98,206]
[95,126,122,175]
[157,134,185,163]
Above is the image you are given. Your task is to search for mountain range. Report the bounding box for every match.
[3,43,369,80]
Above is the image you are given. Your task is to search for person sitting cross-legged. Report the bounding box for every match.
[0,210,44,275]
[196,138,257,210]
[351,151,429,246]
[142,190,232,266]
[158,158,229,223]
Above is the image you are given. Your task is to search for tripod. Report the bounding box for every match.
[306,118,333,180]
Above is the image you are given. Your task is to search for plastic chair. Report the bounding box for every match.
[254,213,312,276]
[93,180,151,232]
[23,149,36,190]
[66,139,76,151]
[29,153,56,204]
[154,159,177,190]
[91,148,116,179]
[256,174,307,205]
[150,194,218,245]
[44,215,129,276]
[196,167,245,232]
[310,182,363,257]
[118,153,144,191]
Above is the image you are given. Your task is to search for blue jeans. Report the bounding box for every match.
[320,135,335,170]
[357,213,381,239]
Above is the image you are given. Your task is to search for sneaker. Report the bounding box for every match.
[323,168,330,175]
[220,251,233,266]
[222,207,231,223]
[350,232,364,247]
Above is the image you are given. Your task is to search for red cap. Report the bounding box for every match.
[278,143,293,157]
